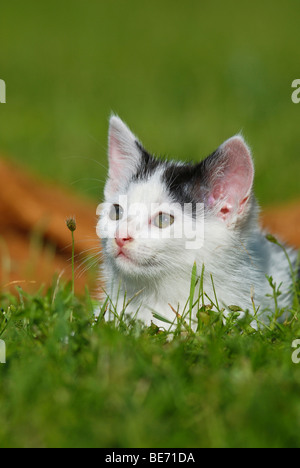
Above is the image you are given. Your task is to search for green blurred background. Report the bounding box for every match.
[0,0,299,206]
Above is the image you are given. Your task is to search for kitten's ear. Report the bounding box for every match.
[105,115,142,198]
[203,135,254,223]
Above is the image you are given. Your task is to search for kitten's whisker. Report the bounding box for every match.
[70,177,106,186]
[76,256,101,279]
[87,133,107,153]
[73,247,101,258]
[75,253,101,267]
[63,155,108,172]
[60,238,100,252]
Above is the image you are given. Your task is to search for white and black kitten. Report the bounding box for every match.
[97,115,297,328]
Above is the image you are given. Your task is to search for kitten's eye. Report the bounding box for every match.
[153,212,174,229]
[109,204,124,221]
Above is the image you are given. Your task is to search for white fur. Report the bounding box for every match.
[97,116,297,329]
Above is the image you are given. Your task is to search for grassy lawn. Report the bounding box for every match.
[1,0,300,448]
[0,263,300,448]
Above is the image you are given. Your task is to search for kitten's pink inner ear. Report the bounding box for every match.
[105,116,142,198]
[109,133,125,180]
[209,136,254,221]
[107,133,123,193]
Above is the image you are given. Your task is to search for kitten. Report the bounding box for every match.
[97,115,298,328]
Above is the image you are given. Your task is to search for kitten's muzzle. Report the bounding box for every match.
[115,235,133,249]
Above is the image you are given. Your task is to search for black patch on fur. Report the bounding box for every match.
[133,142,220,211]
[163,163,198,205]
[132,141,164,181]
[163,151,221,203]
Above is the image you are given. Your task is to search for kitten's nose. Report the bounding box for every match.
[115,236,133,248]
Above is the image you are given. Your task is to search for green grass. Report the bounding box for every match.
[0,0,300,205]
[1,0,300,449]
[0,258,300,448]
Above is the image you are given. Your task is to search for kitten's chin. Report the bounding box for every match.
[116,250,136,266]
[111,251,159,278]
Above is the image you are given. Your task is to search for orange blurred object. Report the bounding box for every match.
[260,201,300,250]
[0,158,100,295]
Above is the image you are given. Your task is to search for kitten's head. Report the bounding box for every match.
[97,116,255,280]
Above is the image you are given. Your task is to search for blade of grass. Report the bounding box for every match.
[189,262,197,328]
